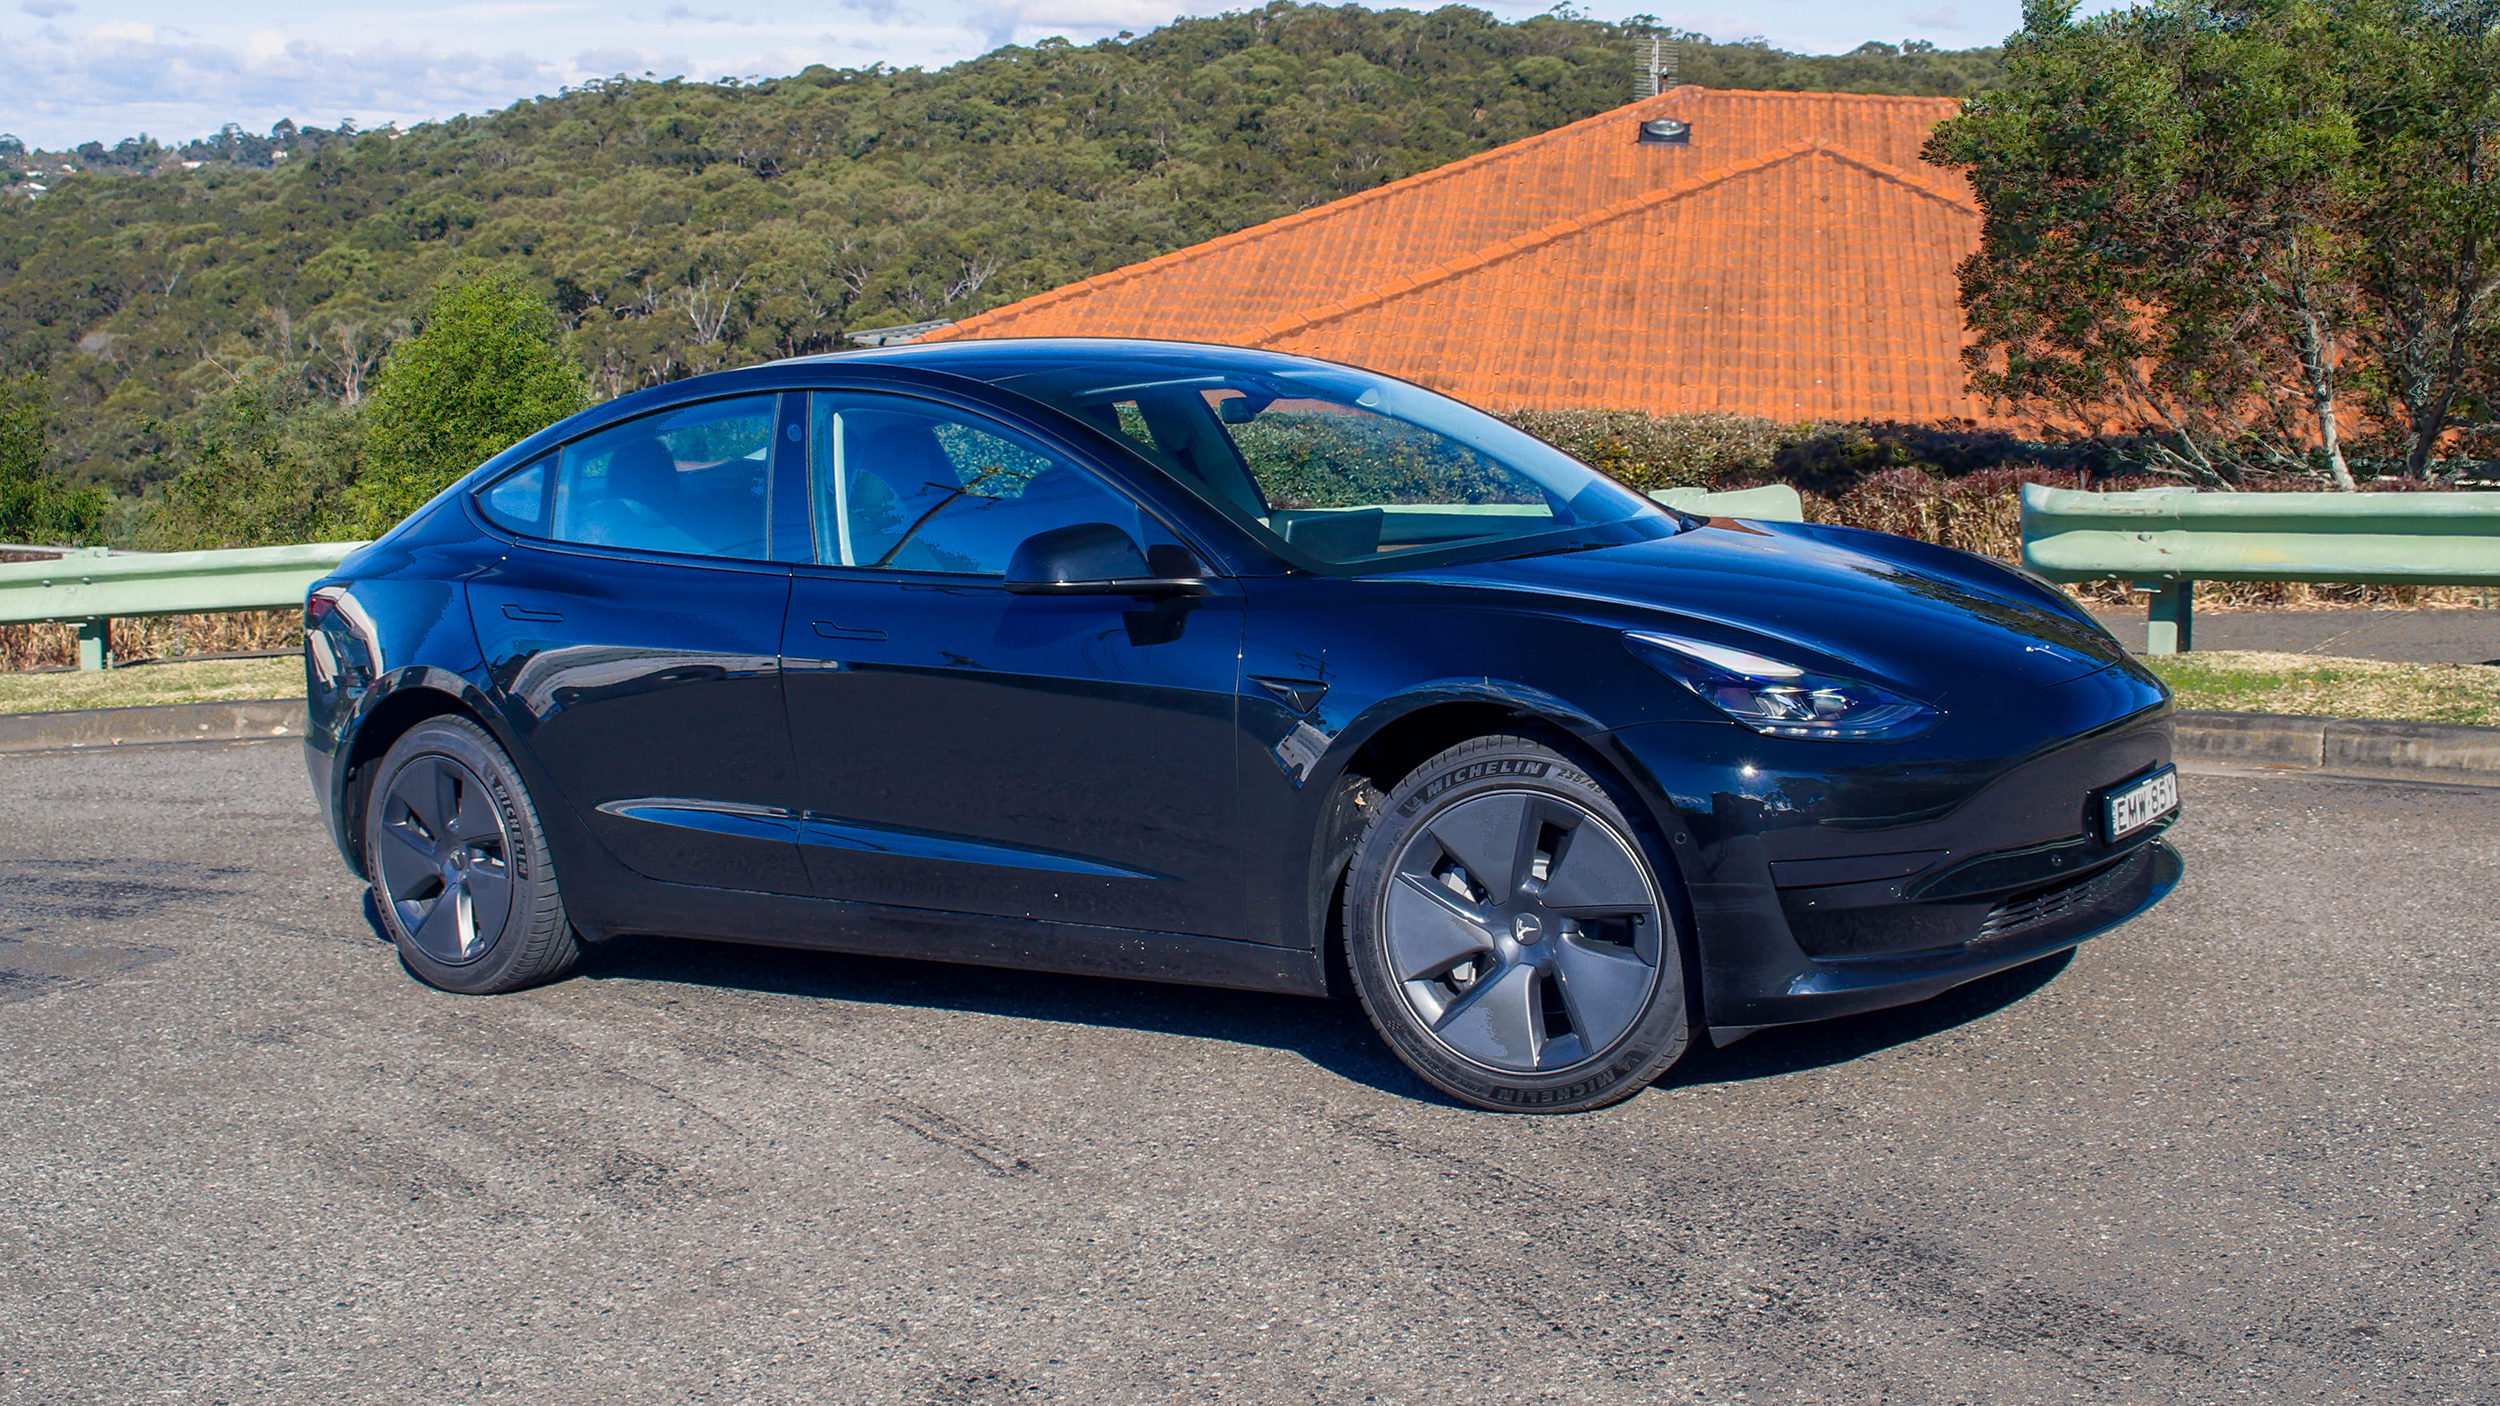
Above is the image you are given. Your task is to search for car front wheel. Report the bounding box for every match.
[1346,734,1690,1112]
[364,715,579,994]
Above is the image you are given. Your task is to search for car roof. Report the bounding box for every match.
[793,337,1343,385]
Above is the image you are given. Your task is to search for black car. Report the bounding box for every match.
[303,339,2181,1112]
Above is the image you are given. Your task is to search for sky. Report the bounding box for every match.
[1,0,2055,152]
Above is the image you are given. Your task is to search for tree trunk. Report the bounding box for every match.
[2295,303,2358,491]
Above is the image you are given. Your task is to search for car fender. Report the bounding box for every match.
[318,663,512,878]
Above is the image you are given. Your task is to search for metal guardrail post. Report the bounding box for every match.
[75,618,110,671]
[2138,581,2194,655]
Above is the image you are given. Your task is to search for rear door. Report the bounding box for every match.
[467,392,811,895]
[778,389,1250,936]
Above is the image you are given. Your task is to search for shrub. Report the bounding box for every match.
[352,270,590,534]
[0,372,108,546]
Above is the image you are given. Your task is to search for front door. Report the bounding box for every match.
[779,390,1247,936]
[468,391,809,895]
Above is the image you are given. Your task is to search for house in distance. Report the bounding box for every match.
[912,87,1992,427]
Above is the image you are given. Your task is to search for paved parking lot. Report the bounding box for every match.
[2,739,2493,1404]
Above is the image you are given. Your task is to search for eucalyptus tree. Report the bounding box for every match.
[1934,0,2500,482]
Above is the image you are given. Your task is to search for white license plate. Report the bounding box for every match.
[2103,766,2179,841]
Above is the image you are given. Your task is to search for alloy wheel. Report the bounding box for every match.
[374,754,515,966]
[1383,789,1665,1073]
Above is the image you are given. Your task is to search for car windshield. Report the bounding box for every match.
[976,350,1677,569]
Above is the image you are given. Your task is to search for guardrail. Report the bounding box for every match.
[1650,484,1805,521]
[2020,485,2500,652]
[0,542,366,669]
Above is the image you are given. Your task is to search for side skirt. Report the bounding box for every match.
[570,877,1331,998]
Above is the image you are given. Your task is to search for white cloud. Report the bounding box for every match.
[1907,5,1964,29]
[966,0,1225,48]
[658,3,754,24]
[839,0,907,25]
[576,45,693,76]
[0,22,563,143]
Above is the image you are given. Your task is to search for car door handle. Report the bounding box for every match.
[501,604,564,623]
[812,620,887,641]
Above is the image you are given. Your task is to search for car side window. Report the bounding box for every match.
[480,395,781,559]
[807,393,1156,574]
[478,453,553,534]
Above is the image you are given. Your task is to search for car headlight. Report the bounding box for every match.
[1624,631,1940,741]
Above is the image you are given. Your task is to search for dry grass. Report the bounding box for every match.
[0,610,302,672]
[0,655,303,716]
[2141,650,2500,726]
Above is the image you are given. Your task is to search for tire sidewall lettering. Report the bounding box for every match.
[1398,757,1554,817]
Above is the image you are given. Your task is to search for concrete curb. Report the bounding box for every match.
[2175,709,2500,779]
[0,697,305,754]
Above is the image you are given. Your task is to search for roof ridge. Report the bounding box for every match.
[1245,141,1979,347]
[1246,141,1827,347]
[935,85,1716,339]
[1812,145,1978,214]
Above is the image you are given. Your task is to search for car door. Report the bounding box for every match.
[467,391,812,896]
[780,389,1249,936]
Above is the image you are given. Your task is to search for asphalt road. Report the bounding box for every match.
[1,741,2493,1405]
[2091,606,2500,664]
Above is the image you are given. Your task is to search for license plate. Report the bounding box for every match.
[2103,766,2179,842]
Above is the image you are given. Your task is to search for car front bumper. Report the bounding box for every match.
[1604,666,2181,1032]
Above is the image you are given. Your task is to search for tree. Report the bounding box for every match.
[2346,0,2500,477]
[1933,0,2500,482]
[353,271,592,532]
[145,365,363,549]
[1929,0,2375,487]
[0,373,107,545]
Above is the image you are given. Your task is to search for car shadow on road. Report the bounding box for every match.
[572,930,2077,1105]
[1656,949,2076,1090]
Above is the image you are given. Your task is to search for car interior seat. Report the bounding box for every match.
[574,438,708,555]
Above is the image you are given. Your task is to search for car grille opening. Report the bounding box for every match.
[1979,848,2147,942]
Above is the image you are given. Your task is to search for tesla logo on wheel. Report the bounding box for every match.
[1512,913,1546,945]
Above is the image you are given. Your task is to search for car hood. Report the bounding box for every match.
[1427,518,2134,707]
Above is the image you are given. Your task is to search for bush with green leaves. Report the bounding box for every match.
[0,373,107,546]
[353,272,592,532]
[143,366,363,549]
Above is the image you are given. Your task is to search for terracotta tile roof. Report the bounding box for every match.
[925,87,1993,424]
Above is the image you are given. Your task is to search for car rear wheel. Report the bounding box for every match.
[1346,734,1690,1112]
[364,716,578,994]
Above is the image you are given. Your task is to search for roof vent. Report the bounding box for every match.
[1638,118,1691,145]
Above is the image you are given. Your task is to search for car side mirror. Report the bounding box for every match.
[1005,523,1209,597]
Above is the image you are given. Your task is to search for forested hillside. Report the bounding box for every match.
[0,2,2003,517]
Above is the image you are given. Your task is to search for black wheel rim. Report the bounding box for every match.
[1383,789,1665,1074]
[374,754,515,967]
